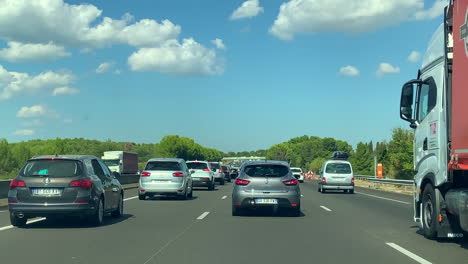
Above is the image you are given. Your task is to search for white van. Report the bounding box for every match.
[318,159,354,194]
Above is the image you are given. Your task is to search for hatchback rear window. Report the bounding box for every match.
[210,163,221,169]
[145,161,181,171]
[326,163,351,174]
[20,160,83,177]
[244,165,289,177]
[187,162,208,170]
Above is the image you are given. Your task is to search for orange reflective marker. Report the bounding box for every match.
[377,163,383,179]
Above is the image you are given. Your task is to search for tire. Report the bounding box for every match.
[320,185,325,193]
[220,179,225,185]
[138,194,145,200]
[89,199,104,226]
[180,189,189,200]
[290,207,301,217]
[188,186,193,198]
[422,184,438,239]
[10,213,27,227]
[111,195,123,218]
[232,206,243,216]
[349,189,354,194]
[208,181,215,191]
[227,178,231,183]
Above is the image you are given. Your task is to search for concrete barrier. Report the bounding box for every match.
[0,180,11,199]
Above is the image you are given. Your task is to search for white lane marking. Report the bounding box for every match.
[386,243,432,264]
[0,210,6,213]
[124,196,138,201]
[0,217,46,232]
[221,196,227,200]
[320,206,332,212]
[356,192,410,205]
[197,212,210,220]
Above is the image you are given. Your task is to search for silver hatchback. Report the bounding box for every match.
[232,160,301,216]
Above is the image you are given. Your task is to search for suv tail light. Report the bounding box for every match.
[283,179,298,186]
[322,177,327,183]
[9,179,26,189]
[141,172,151,177]
[173,172,184,177]
[351,177,354,184]
[203,168,210,172]
[218,169,222,173]
[235,178,250,186]
[69,179,93,190]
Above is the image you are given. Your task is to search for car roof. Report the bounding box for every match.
[186,160,209,163]
[147,158,184,162]
[242,160,289,166]
[31,155,97,161]
[291,167,302,169]
[325,159,351,165]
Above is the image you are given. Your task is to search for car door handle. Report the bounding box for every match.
[423,138,428,151]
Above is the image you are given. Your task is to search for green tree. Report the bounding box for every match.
[387,128,415,179]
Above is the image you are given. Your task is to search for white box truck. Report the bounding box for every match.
[102,151,138,175]
[399,0,468,239]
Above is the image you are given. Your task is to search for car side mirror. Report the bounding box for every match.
[400,80,421,127]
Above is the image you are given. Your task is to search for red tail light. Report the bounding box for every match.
[351,177,354,184]
[75,200,88,204]
[173,172,184,177]
[235,178,250,186]
[218,169,222,173]
[283,179,298,186]
[226,170,230,173]
[69,179,92,190]
[141,172,151,177]
[9,179,26,189]
[322,177,327,183]
[203,168,210,172]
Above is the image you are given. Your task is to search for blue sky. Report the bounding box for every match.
[0,0,446,152]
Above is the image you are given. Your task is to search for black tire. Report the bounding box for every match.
[188,186,193,198]
[422,184,438,239]
[111,195,124,218]
[89,199,104,226]
[208,181,215,191]
[220,179,225,185]
[227,178,231,183]
[289,207,301,217]
[138,194,145,200]
[10,213,27,227]
[232,206,243,216]
[349,189,354,194]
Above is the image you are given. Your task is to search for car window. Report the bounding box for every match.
[210,163,220,169]
[187,162,209,169]
[91,159,106,178]
[417,77,437,122]
[325,163,352,174]
[244,164,289,177]
[145,161,181,171]
[19,159,83,177]
[98,160,112,176]
[84,159,95,176]
[291,169,302,173]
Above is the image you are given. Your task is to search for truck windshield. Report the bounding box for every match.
[326,163,351,174]
[20,160,83,177]
[103,159,120,166]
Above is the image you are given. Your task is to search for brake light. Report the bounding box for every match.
[75,200,88,204]
[69,179,92,190]
[9,179,26,189]
[218,169,222,173]
[141,172,151,177]
[235,179,250,186]
[322,177,327,183]
[203,168,210,171]
[173,172,184,177]
[283,179,298,186]
[226,170,230,173]
[351,177,354,184]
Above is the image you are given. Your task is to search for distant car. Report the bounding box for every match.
[229,167,239,179]
[186,161,215,190]
[221,165,231,183]
[290,167,304,183]
[209,162,225,185]
[8,155,124,227]
[232,160,301,216]
[318,157,354,194]
[138,158,193,200]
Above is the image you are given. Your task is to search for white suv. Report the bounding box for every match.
[290,167,304,183]
[318,159,354,194]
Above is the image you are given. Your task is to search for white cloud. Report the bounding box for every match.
[17,105,49,118]
[0,41,70,62]
[376,63,400,76]
[407,51,421,63]
[414,0,446,20]
[52,86,79,96]
[339,65,360,77]
[270,0,445,40]
[0,0,181,49]
[0,65,76,100]
[13,129,34,136]
[230,0,264,20]
[211,38,226,50]
[96,62,115,74]
[128,38,224,76]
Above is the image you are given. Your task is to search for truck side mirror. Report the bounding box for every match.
[400,80,421,126]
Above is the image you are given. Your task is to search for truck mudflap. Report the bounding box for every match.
[434,188,465,238]
[445,189,468,232]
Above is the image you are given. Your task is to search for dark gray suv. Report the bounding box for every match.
[8,155,124,227]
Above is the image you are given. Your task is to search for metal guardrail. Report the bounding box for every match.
[354,175,414,186]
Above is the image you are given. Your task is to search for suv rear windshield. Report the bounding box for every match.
[187,162,208,170]
[291,169,302,173]
[326,163,351,174]
[145,161,181,171]
[210,163,220,169]
[244,164,289,177]
[20,159,83,177]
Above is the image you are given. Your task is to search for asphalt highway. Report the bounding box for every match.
[0,181,467,264]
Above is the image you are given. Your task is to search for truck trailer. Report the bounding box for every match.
[101,151,138,176]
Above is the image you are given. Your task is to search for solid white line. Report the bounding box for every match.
[0,210,6,213]
[197,212,210,220]
[386,243,432,264]
[0,217,46,232]
[221,196,227,200]
[124,196,138,201]
[320,206,332,212]
[356,192,410,205]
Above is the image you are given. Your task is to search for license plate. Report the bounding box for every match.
[255,199,278,204]
[152,180,170,184]
[193,178,200,181]
[32,188,62,196]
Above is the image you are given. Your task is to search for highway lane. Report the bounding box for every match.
[0,182,466,263]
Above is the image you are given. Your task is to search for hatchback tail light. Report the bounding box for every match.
[218,169,222,173]
[141,172,151,177]
[9,179,26,189]
[173,172,184,177]
[283,179,298,186]
[203,168,210,172]
[351,177,354,184]
[69,179,93,190]
[235,179,250,186]
[322,177,327,183]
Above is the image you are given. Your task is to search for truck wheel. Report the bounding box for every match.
[422,184,438,239]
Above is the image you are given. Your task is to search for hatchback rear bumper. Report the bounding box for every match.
[9,202,96,217]
[321,183,354,190]
[138,186,186,196]
[192,178,211,187]
[232,191,300,209]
